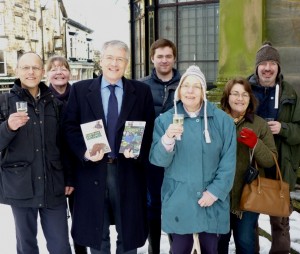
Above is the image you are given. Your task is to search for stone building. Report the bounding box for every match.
[0,0,94,92]
[129,0,300,96]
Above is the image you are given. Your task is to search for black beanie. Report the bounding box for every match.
[255,42,281,72]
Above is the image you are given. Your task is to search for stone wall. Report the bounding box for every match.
[265,0,300,94]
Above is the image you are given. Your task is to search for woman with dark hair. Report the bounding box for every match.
[218,77,277,254]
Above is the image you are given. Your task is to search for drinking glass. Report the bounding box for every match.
[265,118,274,122]
[16,101,28,113]
[173,114,184,140]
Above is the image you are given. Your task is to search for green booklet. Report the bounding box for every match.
[80,119,111,155]
[119,121,146,156]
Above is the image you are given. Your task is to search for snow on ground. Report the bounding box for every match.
[1,204,300,253]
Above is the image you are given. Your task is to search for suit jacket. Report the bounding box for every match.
[63,76,155,251]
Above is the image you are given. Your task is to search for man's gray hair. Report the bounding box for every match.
[100,40,130,60]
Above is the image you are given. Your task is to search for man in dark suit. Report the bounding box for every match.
[63,40,155,254]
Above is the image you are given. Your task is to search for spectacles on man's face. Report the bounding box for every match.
[19,66,42,72]
[103,55,127,65]
[229,92,250,99]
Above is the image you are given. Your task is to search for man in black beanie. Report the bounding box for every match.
[248,42,300,253]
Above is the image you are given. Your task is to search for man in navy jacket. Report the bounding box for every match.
[63,40,155,253]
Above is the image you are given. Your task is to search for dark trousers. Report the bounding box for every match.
[90,163,137,254]
[147,164,164,254]
[11,203,72,254]
[68,193,88,254]
[171,232,219,254]
[218,211,259,254]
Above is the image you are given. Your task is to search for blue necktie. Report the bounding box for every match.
[107,85,118,158]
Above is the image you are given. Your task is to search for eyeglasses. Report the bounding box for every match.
[181,84,202,90]
[229,92,250,99]
[19,66,42,72]
[103,55,127,64]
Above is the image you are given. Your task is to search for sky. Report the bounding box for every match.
[0,202,300,253]
[63,0,130,50]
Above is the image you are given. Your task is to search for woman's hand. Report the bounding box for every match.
[198,191,217,207]
[237,127,258,149]
[65,186,74,196]
[165,123,183,139]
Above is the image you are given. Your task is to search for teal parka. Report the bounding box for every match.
[149,102,236,234]
[231,113,277,212]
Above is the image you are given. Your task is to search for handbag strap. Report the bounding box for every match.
[249,149,258,169]
[257,153,284,191]
[272,153,283,182]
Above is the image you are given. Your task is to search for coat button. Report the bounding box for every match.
[196,119,200,122]
[94,181,98,185]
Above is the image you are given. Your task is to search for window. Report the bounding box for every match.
[54,38,63,49]
[0,50,6,75]
[133,1,146,78]
[158,2,219,83]
[70,37,77,60]
[159,0,176,3]
[30,19,38,40]
[15,16,24,39]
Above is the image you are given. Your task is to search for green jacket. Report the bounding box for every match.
[276,81,300,190]
[231,114,277,212]
[249,74,300,190]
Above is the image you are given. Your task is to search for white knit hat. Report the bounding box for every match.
[174,65,211,143]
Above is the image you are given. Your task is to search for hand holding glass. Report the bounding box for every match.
[173,114,184,140]
[16,101,28,113]
[265,118,274,122]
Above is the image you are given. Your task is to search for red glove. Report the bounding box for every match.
[237,127,258,149]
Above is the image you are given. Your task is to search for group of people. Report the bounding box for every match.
[0,38,299,254]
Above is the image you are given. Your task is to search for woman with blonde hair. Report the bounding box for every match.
[46,55,88,254]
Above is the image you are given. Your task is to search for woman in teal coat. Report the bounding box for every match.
[149,65,236,254]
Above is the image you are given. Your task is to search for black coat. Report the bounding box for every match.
[63,76,155,251]
[0,80,66,208]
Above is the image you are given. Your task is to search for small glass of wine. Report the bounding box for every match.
[16,101,28,113]
[173,113,184,140]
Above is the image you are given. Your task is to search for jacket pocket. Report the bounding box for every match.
[1,163,33,199]
[49,160,65,195]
